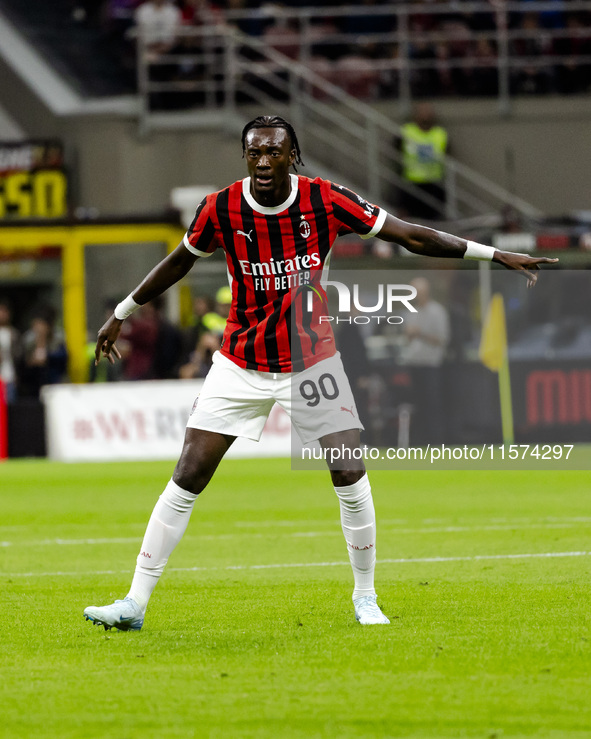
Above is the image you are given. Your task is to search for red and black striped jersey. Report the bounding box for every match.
[184,174,386,372]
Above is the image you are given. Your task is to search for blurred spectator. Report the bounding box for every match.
[262,14,301,60]
[465,37,498,96]
[202,286,232,336]
[192,293,213,326]
[408,4,440,98]
[0,299,21,403]
[378,42,400,98]
[237,8,300,102]
[119,302,160,380]
[396,102,449,220]
[511,12,554,94]
[399,277,450,445]
[134,0,182,61]
[309,19,342,62]
[433,40,457,96]
[441,14,472,60]
[308,55,338,100]
[409,38,438,98]
[519,0,567,30]
[163,0,224,107]
[179,0,220,25]
[554,12,591,94]
[132,0,183,107]
[19,308,68,398]
[177,0,223,58]
[438,15,472,94]
[500,205,526,234]
[178,331,220,378]
[151,296,183,379]
[224,0,271,37]
[179,294,214,365]
[177,286,227,380]
[91,298,181,381]
[409,0,439,36]
[335,46,381,99]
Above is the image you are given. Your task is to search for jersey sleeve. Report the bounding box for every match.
[183,196,218,257]
[329,184,387,240]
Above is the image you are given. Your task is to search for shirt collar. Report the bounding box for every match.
[242,174,299,215]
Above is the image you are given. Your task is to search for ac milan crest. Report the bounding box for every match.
[299,219,311,239]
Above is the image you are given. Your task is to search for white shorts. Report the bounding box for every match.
[187,351,363,444]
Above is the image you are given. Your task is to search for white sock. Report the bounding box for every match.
[334,474,377,601]
[127,479,197,611]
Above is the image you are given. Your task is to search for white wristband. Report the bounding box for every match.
[464,241,496,261]
[114,294,141,320]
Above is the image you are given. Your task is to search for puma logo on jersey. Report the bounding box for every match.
[237,229,253,242]
[341,406,355,416]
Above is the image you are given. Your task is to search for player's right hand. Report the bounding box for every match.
[95,314,123,365]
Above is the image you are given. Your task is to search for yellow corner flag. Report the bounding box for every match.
[479,293,507,371]
[479,294,514,444]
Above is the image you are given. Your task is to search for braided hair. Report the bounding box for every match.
[241,115,304,171]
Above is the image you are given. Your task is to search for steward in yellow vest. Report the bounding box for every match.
[400,122,448,184]
[397,103,449,220]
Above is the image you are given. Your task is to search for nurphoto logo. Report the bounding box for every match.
[307,280,418,325]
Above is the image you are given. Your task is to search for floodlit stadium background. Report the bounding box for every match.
[0,0,591,459]
[1,1,590,460]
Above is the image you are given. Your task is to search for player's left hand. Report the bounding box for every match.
[493,251,559,288]
[95,314,124,365]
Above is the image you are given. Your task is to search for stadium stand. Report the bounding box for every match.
[0,0,135,95]
[0,1,590,457]
[1,1,590,101]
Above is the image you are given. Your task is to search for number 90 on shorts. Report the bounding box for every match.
[299,373,339,407]
[290,352,364,443]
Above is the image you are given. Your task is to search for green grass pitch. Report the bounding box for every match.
[1,457,591,739]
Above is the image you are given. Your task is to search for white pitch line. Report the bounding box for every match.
[3,550,590,578]
[2,519,590,549]
[179,550,591,571]
[0,537,141,548]
[1,516,589,536]
[291,522,589,537]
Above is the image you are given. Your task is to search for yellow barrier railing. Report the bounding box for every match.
[0,222,184,383]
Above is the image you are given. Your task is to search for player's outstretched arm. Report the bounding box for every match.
[95,241,199,365]
[377,214,558,287]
